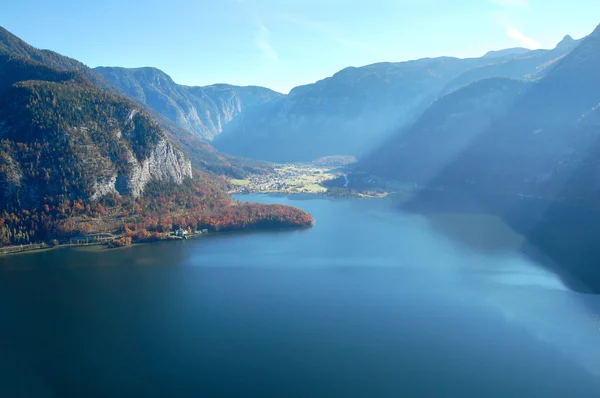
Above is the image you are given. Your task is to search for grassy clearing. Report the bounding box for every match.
[230,178,251,186]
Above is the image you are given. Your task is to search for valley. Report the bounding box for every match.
[3,6,600,397]
[1,20,600,288]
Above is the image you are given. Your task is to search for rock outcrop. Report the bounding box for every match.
[122,139,192,198]
[0,52,193,207]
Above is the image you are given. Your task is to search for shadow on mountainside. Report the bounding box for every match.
[396,93,600,294]
[377,25,600,293]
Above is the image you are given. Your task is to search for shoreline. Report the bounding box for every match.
[0,223,313,259]
[230,188,388,199]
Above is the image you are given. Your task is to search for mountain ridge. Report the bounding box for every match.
[0,26,121,94]
[94,66,283,141]
[357,23,600,203]
[212,36,582,162]
[483,47,530,59]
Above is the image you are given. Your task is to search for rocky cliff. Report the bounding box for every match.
[0,52,192,206]
[119,138,192,198]
[94,67,282,141]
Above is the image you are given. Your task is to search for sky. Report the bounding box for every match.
[2,0,600,93]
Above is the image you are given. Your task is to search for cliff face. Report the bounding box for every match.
[0,54,192,206]
[120,138,192,198]
[94,67,282,141]
[0,151,22,197]
[91,138,192,199]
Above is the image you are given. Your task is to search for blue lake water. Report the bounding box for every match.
[1,194,599,397]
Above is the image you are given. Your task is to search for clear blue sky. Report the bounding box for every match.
[3,0,599,93]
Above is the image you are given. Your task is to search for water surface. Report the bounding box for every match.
[1,194,599,397]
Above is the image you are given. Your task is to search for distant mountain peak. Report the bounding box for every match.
[97,66,176,83]
[555,35,576,49]
[549,23,600,78]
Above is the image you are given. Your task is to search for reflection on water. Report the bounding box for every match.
[0,194,599,397]
[401,190,600,293]
[459,253,600,376]
[243,194,600,378]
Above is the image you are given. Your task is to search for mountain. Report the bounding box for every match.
[0,26,119,94]
[483,47,530,59]
[358,77,529,185]
[0,51,192,203]
[430,24,600,200]
[441,36,581,95]
[358,24,600,201]
[212,38,580,162]
[555,34,578,50]
[0,29,312,247]
[213,57,491,162]
[0,27,273,178]
[93,66,278,177]
[94,66,282,141]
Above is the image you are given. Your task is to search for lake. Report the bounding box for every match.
[1,194,600,397]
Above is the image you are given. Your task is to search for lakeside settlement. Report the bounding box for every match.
[228,160,388,198]
[229,163,342,195]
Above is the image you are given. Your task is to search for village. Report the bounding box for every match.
[228,163,344,195]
